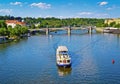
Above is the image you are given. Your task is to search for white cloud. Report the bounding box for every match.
[30,2,51,9]
[107,7,113,10]
[0,9,12,14]
[78,12,93,15]
[99,1,108,6]
[45,15,53,18]
[96,13,109,17]
[55,16,66,19]
[106,6,117,10]
[77,11,109,18]
[10,2,22,6]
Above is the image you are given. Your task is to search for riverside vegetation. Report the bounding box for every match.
[0,20,28,41]
[0,15,120,41]
[1,16,119,28]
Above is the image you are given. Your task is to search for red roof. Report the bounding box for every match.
[5,20,26,25]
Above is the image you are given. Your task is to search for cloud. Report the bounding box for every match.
[30,2,51,9]
[0,9,12,14]
[10,2,22,6]
[77,11,109,18]
[107,7,113,10]
[78,12,93,15]
[106,6,117,10]
[99,1,108,6]
[45,15,53,18]
[96,13,109,17]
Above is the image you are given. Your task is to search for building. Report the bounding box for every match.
[35,23,40,27]
[5,20,26,28]
[105,18,120,25]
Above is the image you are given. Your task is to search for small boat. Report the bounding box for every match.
[56,46,71,67]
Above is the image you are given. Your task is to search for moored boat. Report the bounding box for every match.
[56,46,71,67]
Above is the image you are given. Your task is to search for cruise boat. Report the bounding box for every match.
[56,46,71,67]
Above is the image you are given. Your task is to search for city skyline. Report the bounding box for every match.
[0,0,120,18]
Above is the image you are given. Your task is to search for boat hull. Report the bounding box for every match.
[57,63,71,68]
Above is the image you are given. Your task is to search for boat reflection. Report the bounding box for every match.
[57,67,72,76]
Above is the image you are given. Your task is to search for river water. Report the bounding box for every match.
[0,30,120,84]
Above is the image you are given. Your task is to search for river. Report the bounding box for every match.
[0,30,120,84]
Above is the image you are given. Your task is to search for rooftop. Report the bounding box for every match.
[57,46,68,51]
[5,20,26,25]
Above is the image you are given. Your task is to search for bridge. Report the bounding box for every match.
[28,26,96,35]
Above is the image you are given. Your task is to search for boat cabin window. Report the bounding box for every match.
[59,60,62,63]
[67,60,70,63]
[59,51,68,55]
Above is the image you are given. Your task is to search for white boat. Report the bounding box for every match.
[56,46,71,67]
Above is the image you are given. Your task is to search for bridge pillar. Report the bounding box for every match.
[88,26,92,33]
[46,28,49,35]
[68,26,71,35]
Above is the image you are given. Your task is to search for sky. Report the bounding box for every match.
[0,0,120,18]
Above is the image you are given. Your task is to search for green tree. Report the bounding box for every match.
[7,25,28,37]
[114,24,120,28]
[109,22,116,27]
[20,26,28,35]
[0,20,7,28]
[103,23,109,27]
[0,28,7,36]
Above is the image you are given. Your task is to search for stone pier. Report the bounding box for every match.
[68,26,71,35]
[46,28,49,35]
[88,26,92,33]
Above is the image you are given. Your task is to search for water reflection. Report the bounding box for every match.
[57,67,72,76]
[116,34,120,47]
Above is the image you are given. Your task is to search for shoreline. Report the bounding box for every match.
[0,35,29,44]
[96,27,104,33]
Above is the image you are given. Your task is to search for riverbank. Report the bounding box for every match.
[96,27,104,33]
[96,27,120,34]
[0,34,29,44]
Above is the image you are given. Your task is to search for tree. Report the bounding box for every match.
[114,24,120,28]
[31,24,36,29]
[7,25,28,37]
[0,20,7,28]
[0,28,7,36]
[103,23,109,27]
[0,15,106,28]
[20,26,28,35]
[109,22,116,27]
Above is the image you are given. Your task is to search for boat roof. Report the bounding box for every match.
[57,46,68,51]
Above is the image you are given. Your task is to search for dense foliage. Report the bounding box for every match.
[1,15,120,28]
[0,15,120,37]
[7,25,28,37]
[0,15,106,28]
[24,17,105,28]
[0,20,28,38]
